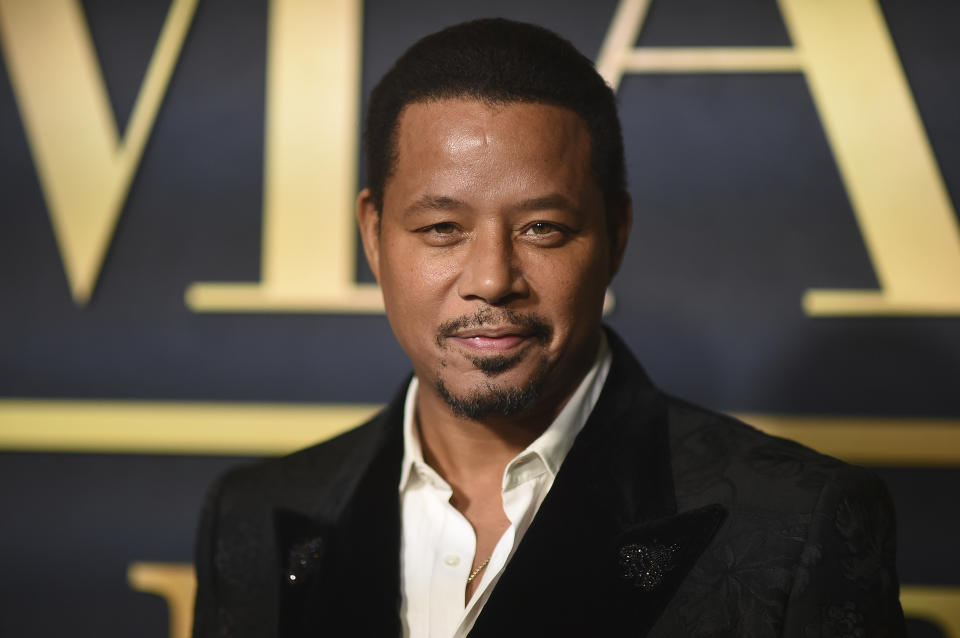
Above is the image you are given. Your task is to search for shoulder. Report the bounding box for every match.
[603,329,888,519]
[665,395,877,514]
[193,405,398,598]
[191,390,406,637]
[657,397,902,634]
[209,406,396,519]
[663,395,897,573]
[221,412,387,488]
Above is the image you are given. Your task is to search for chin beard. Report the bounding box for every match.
[436,378,542,420]
[435,357,550,420]
[432,308,556,419]
[466,349,528,377]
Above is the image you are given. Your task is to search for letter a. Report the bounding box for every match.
[598,0,960,316]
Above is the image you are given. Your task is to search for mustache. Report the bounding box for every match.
[436,308,552,346]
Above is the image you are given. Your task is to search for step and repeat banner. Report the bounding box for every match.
[1,0,959,636]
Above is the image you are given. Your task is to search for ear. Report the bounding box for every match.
[607,193,633,281]
[356,188,382,283]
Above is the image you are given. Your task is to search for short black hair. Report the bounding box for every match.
[364,18,627,214]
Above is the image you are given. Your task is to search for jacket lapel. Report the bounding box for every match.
[469,331,726,636]
[273,331,726,637]
[275,385,406,638]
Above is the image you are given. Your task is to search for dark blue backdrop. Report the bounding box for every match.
[1,1,958,636]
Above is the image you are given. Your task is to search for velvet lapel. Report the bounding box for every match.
[275,386,406,638]
[468,331,726,637]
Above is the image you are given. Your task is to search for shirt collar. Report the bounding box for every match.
[399,332,612,492]
[398,375,427,492]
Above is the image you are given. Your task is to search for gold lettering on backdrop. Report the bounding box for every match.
[127,562,960,638]
[0,0,198,306]
[127,562,195,638]
[2,399,960,464]
[901,586,960,638]
[185,0,382,313]
[597,0,960,316]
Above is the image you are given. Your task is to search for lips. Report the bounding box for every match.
[449,333,529,352]
[436,310,553,354]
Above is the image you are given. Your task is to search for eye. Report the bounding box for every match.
[520,221,572,247]
[415,221,464,246]
[431,222,458,235]
[527,222,557,235]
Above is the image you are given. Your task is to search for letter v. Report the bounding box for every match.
[0,0,198,305]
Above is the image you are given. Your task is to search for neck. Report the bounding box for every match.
[414,364,588,488]
[414,330,603,488]
[414,388,546,487]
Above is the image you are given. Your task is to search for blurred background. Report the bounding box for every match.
[1,0,958,636]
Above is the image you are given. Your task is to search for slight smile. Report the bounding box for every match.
[448,329,532,353]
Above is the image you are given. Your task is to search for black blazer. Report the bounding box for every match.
[193,330,905,637]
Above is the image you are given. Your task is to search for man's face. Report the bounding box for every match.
[358,99,629,421]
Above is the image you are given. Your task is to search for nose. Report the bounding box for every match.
[457,226,528,305]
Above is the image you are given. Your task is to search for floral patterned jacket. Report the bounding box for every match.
[193,329,905,637]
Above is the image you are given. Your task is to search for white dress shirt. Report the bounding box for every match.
[398,335,612,638]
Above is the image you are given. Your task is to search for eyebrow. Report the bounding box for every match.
[403,195,467,217]
[512,193,578,214]
[401,192,578,217]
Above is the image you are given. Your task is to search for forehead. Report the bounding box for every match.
[395,97,588,142]
[385,99,596,207]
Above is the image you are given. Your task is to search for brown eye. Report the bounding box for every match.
[432,222,457,234]
[527,222,557,235]
[417,221,463,246]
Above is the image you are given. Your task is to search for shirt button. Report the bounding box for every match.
[444,555,461,567]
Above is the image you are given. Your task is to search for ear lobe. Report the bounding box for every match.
[356,188,382,283]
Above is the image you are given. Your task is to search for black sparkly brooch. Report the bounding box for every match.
[286,536,324,585]
[618,541,677,591]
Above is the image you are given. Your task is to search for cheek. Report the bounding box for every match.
[379,243,459,331]
[417,255,461,293]
[526,250,608,321]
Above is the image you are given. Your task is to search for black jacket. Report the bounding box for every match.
[193,330,905,637]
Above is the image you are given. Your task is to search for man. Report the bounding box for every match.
[193,18,904,638]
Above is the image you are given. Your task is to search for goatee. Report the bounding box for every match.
[436,377,543,420]
[434,307,554,419]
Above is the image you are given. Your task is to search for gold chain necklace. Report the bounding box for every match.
[466,556,492,583]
